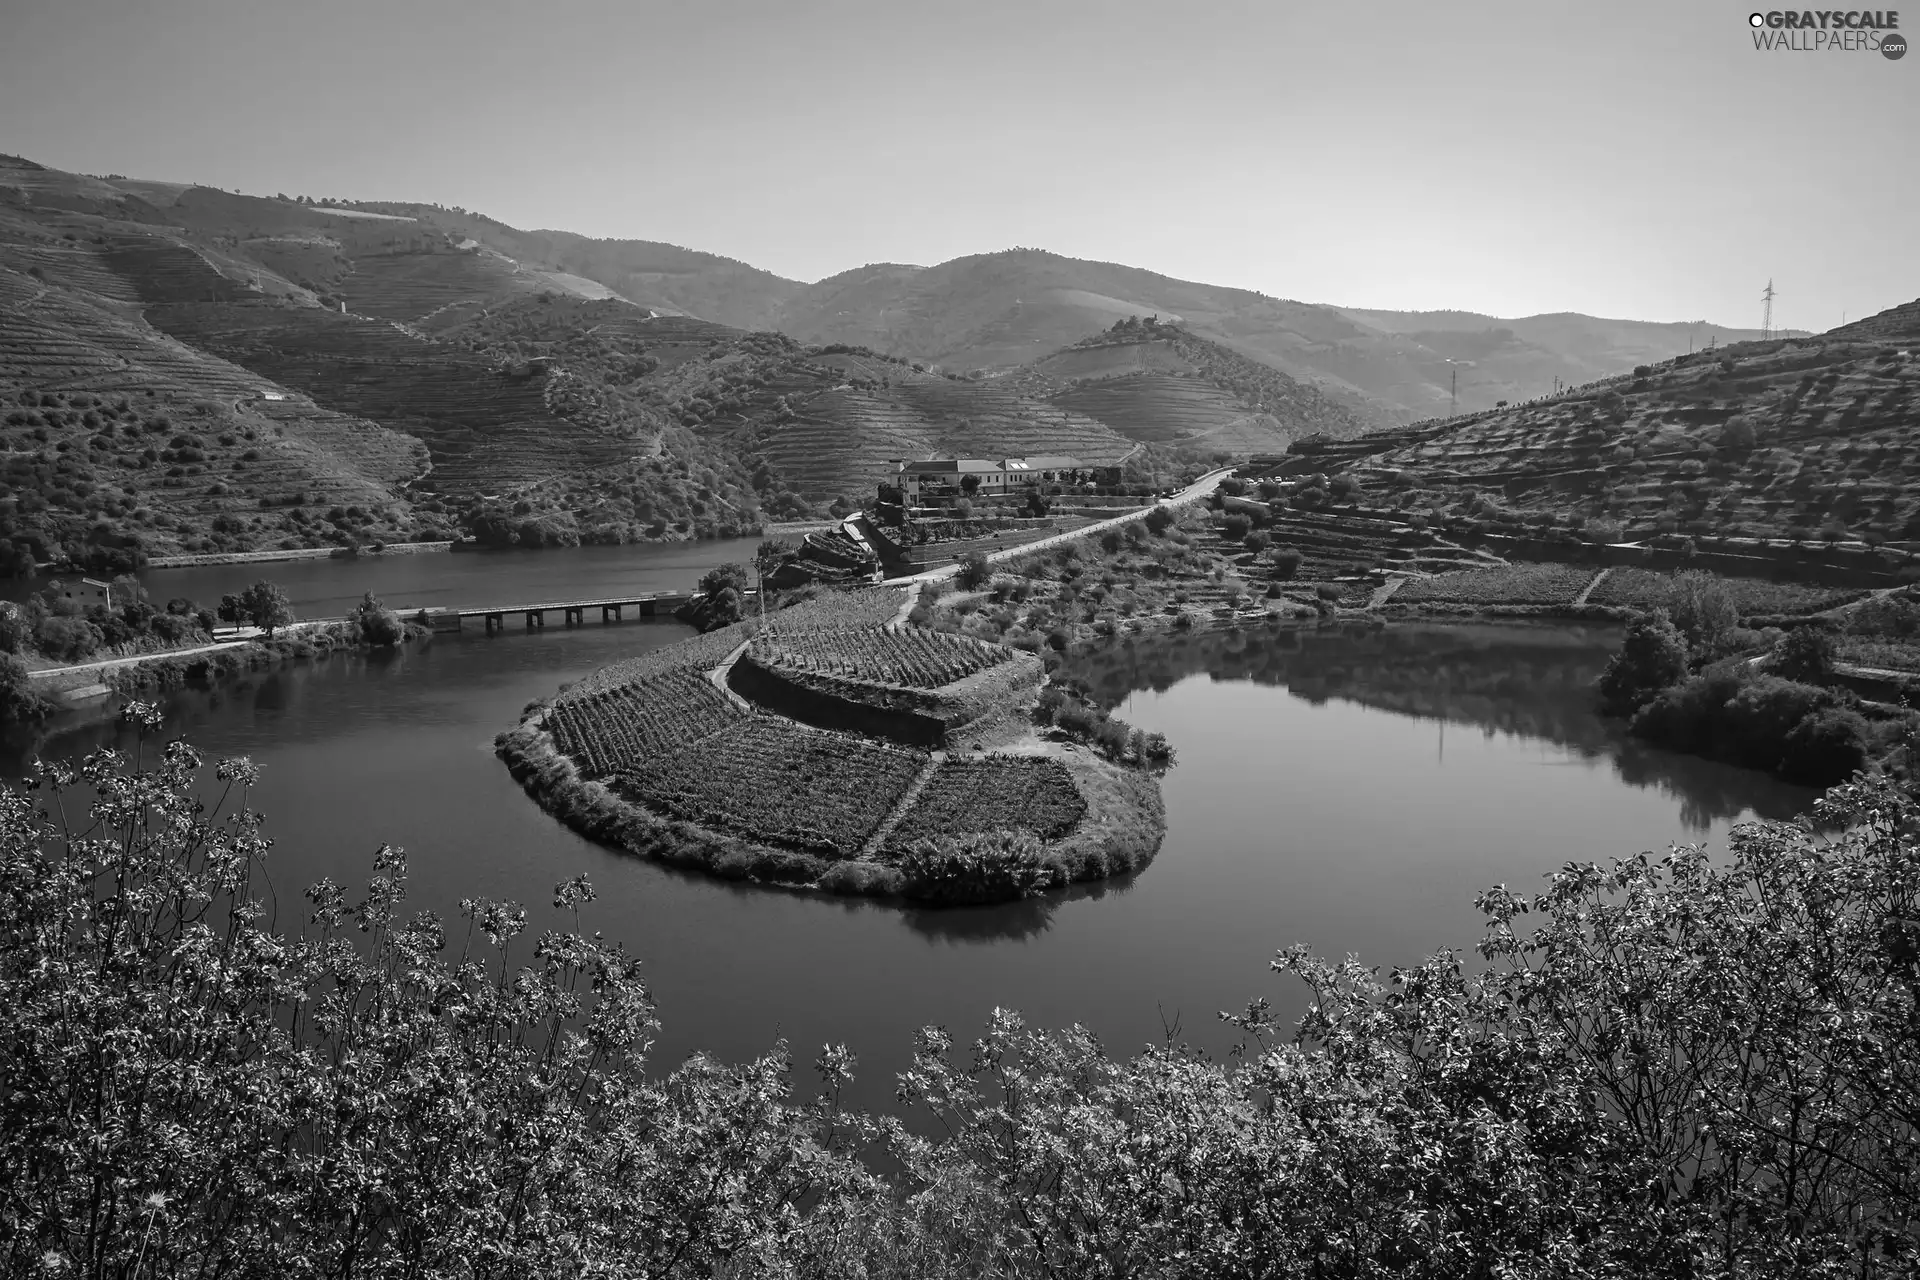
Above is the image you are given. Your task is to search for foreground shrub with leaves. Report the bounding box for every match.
[0,704,884,1278]
[4,708,1918,1276]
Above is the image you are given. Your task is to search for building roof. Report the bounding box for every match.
[1004,456,1084,471]
[897,458,1006,474]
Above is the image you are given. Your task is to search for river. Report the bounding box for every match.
[3,550,1812,1114]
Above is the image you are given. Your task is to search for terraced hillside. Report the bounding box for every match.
[0,228,432,566]
[0,157,771,558]
[733,362,1136,504]
[1003,316,1370,453]
[148,301,648,494]
[1258,302,1920,549]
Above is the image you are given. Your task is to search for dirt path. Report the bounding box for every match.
[1571,567,1611,607]
[857,754,943,859]
[1367,576,1411,609]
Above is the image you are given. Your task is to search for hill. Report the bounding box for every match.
[438,296,1136,508]
[1340,306,1806,395]
[1000,315,1370,454]
[0,158,773,565]
[766,250,1784,426]
[0,149,1864,566]
[1264,299,1920,551]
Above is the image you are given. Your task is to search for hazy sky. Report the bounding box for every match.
[2,0,1912,328]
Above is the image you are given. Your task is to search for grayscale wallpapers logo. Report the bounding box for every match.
[1747,9,1905,55]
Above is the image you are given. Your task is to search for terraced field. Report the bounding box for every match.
[1393,563,1597,606]
[335,247,544,322]
[1003,321,1371,454]
[1585,566,1871,616]
[149,302,646,492]
[729,365,1136,503]
[619,718,928,857]
[1300,325,1920,547]
[548,668,746,778]
[880,755,1087,855]
[1050,374,1291,452]
[753,624,1010,688]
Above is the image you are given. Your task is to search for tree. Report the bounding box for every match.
[0,653,50,723]
[1597,609,1690,716]
[240,581,294,637]
[217,592,244,633]
[35,615,100,664]
[1144,506,1175,536]
[350,591,404,647]
[1270,547,1304,581]
[959,473,981,496]
[1221,513,1252,541]
[1666,570,1737,656]
[700,562,749,599]
[1771,623,1836,684]
[957,550,992,591]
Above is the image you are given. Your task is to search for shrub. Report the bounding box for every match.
[1243,531,1270,556]
[0,609,31,655]
[0,653,51,722]
[1143,506,1174,536]
[1314,583,1343,602]
[1221,513,1252,541]
[1597,611,1690,716]
[350,592,405,647]
[897,829,1056,904]
[957,550,992,590]
[1270,548,1303,581]
[700,562,749,599]
[1770,624,1836,684]
[1779,708,1870,785]
[36,615,101,663]
[1667,570,1738,655]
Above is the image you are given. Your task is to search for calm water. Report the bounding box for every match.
[5,538,766,619]
[5,603,1811,1113]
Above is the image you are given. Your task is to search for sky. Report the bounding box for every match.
[1,0,1913,329]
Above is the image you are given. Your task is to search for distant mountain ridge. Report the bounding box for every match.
[0,149,1856,569]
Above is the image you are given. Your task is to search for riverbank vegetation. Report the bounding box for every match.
[8,709,1917,1276]
[1,574,217,666]
[1594,572,1920,786]
[1,583,421,721]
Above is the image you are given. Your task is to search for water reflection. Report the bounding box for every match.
[1063,619,1806,833]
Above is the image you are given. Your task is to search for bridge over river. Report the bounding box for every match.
[401,588,760,633]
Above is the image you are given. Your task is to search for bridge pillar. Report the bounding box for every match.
[602,604,621,623]
[640,598,656,617]
[484,612,502,634]
[526,610,544,629]
[565,607,583,627]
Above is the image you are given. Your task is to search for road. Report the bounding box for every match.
[888,467,1236,585]
[27,621,326,680]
